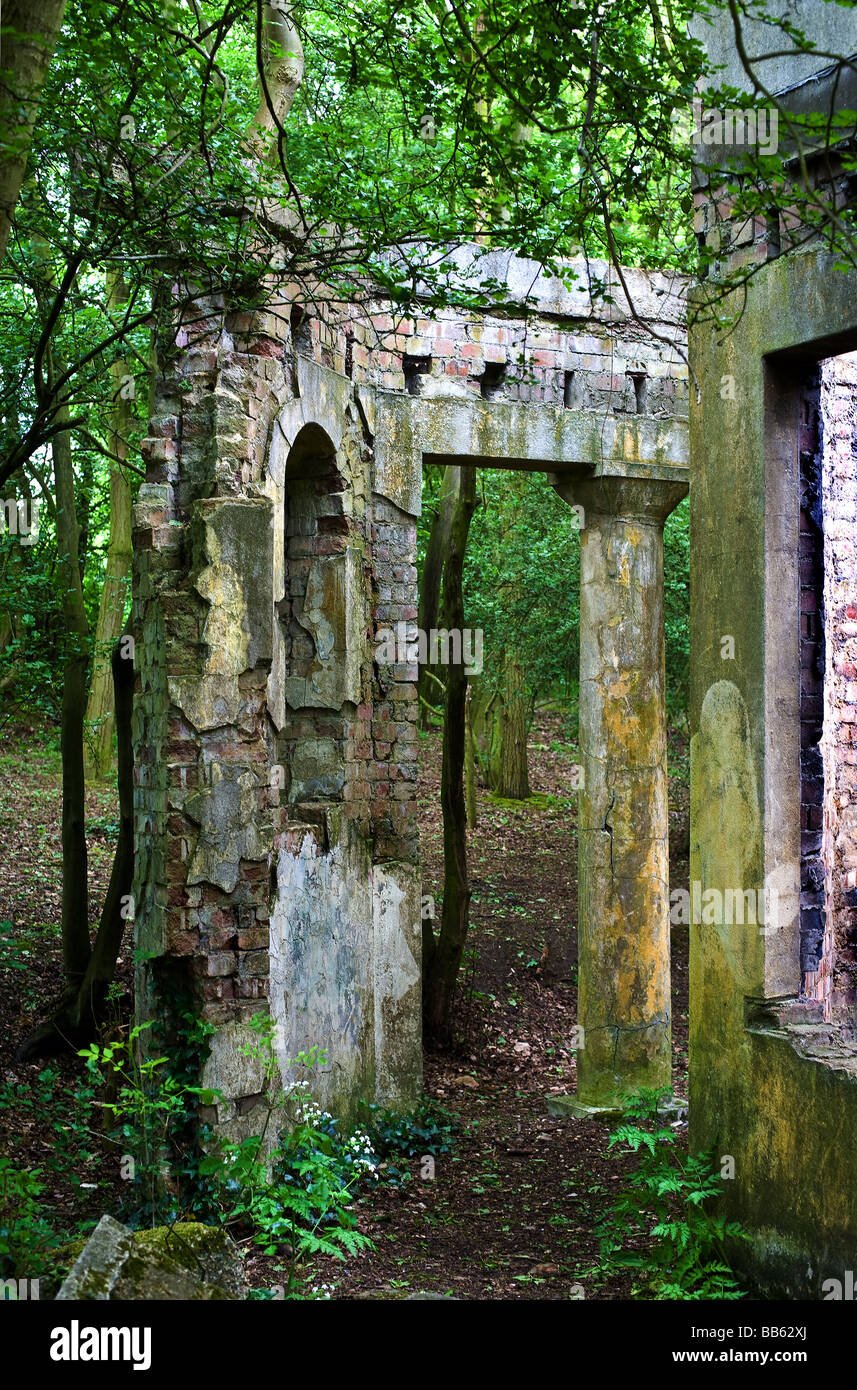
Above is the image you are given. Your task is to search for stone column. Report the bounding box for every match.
[552,475,687,1113]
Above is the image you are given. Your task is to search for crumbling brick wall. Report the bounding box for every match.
[300,256,688,417]
[799,372,827,999]
[132,296,298,1129]
[131,284,431,1133]
[819,352,857,1028]
[784,357,857,1027]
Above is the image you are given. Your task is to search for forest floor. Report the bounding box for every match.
[334,709,691,1301]
[0,709,690,1300]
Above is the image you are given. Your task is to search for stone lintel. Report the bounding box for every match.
[373,391,688,516]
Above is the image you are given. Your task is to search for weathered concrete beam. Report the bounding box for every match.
[372,391,688,515]
[551,476,688,1112]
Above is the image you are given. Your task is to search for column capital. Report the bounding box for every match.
[551,474,688,526]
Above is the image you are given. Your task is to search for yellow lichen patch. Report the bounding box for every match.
[604,693,642,743]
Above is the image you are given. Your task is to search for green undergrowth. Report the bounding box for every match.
[1,1005,461,1300]
[583,1089,747,1300]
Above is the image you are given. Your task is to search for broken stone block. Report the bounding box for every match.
[56,1215,246,1301]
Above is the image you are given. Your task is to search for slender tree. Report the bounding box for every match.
[423,467,477,1047]
[417,465,458,728]
[498,652,531,800]
[83,269,133,783]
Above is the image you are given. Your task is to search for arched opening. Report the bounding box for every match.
[278,422,354,809]
[269,419,376,1118]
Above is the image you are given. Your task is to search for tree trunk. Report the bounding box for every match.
[15,214,133,1060]
[418,464,458,729]
[17,623,134,1058]
[0,0,68,265]
[470,682,502,790]
[0,468,26,662]
[25,232,90,995]
[250,0,304,154]
[51,370,91,995]
[498,654,531,799]
[69,625,135,1030]
[84,271,133,782]
[423,468,477,1047]
[465,685,477,830]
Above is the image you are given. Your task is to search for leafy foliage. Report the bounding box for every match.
[359,1098,460,1184]
[79,1021,204,1224]
[0,1064,100,1281]
[464,471,581,712]
[596,1089,746,1300]
[0,1158,55,1280]
[202,1097,375,1286]
[76,1009,376,1296]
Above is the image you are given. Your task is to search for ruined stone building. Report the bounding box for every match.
[132,250,688,1131]
[130,0,857,1296]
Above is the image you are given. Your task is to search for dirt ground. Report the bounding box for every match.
[332,709,691,1300]
[0,711,690,1300]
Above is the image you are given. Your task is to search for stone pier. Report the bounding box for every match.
[551,477,686,1114]
[688,0,857,1293]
